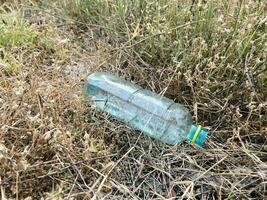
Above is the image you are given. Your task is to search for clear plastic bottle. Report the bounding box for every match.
[84,72,208,146]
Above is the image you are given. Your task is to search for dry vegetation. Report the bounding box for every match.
[0,0,266,199]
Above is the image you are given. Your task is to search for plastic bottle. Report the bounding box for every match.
[84,72,208,146]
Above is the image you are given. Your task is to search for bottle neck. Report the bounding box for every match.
[187,124,208,147]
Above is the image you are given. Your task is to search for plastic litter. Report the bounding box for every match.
[84,72,208,146]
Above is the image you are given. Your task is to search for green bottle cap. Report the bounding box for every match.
[187,124,208,147]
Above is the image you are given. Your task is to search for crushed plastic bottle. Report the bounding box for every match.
[84,72,208,146]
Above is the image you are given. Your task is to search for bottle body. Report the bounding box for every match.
[84,72,207,146]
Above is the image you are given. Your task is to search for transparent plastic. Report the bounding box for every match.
[84,72,207,146]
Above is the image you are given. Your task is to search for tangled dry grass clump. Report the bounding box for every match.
[0,0,266,199]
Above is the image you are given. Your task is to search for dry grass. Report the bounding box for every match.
[0,0,266,199]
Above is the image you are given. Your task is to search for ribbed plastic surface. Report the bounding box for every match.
[84,72,207,145]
